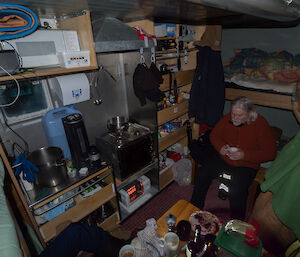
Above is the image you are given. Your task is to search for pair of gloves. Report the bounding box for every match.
[13,154,39,183]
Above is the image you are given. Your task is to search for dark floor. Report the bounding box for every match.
[121,179,231,232]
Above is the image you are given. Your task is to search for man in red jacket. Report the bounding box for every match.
[191,96,277,220]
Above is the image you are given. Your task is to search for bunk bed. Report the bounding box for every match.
[224,48,299,111]
[225,74,295,110]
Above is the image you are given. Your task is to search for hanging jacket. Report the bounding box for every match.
[188,46,225,126]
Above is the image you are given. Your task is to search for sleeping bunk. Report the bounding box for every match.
[224,48,299,111]
[225,75,295,110]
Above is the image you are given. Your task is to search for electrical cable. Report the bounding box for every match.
[0,108,29,157]
[0,64,20,107]
[3,40,23,69]
[12,142,26,159]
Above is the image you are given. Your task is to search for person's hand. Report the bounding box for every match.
[220,144,230,156]
[227,149,244,160]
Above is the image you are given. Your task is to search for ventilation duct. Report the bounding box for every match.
[92,17,155,53]
[187,0,300,22]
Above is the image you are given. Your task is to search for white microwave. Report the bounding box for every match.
[1,29,80,68]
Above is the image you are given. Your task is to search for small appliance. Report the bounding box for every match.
[62,113,90,168]
[96,123,154,181]
[1,29,80,68]
[57,50,90,68]
[119,175,151,207]
[48,73,90,106]
[42,107,82,160]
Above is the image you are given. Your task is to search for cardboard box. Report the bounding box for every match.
[154,23,176,37]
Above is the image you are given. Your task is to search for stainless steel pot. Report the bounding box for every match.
[28,146,67,187]
[107,116,128,134]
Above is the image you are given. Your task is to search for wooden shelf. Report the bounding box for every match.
[32,166,111,210]
[40,182,116,242]
[156,36,176,40]
[98,211,120,231]
[115,161,158,189]
[225,88,292,110]
[159,126,187,152]
[156,47,197,55]
[160,69,194,92]
[157,100,189,126]
[0,66,98,82]
[0,11,98,83]
[159,165,174,190]
[156,49,177,54]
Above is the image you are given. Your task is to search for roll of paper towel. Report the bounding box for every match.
[48,73,90,106]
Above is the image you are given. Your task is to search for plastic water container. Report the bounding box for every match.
[42,107,82,160]
[172,158,192,186]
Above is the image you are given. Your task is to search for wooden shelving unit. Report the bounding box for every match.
[40,178,116,243]
[159,126,187,152]
[0,11,98,83]
[0,11,123,246]
[159,165,174,190]
[156,49,196,189]
[157,100,189,125]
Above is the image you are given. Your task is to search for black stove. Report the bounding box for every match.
[104,123,151,147]
[96,123,154,180]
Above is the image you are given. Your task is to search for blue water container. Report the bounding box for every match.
[42,107,82,160]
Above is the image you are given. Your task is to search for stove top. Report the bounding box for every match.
[103,123,151,147]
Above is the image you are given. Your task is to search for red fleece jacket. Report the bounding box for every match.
[210,113,277,170]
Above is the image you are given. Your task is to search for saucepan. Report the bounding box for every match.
[28,146,67,187]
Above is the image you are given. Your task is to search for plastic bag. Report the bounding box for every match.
[172,158,192,186]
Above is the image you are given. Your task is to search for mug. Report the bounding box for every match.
[229,147,239,152]
[119,244,135,257]
[159,232,179,257]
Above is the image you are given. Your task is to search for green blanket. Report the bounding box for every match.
[0,158,22,257]
[261,131,300,239]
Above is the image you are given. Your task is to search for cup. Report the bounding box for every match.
[229,147,238,152]
[159,232,179,257]
[119,244,135,257]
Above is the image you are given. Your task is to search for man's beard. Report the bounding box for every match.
[232,119,244,126]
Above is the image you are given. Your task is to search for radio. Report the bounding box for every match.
[157,39,177,51]
[119,175,151,207]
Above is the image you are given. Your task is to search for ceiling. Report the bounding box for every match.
[7,0,300,28]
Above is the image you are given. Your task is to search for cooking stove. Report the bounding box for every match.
[96,123,154,180]
[106,123,151,148]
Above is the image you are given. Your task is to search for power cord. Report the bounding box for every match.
[0,64,20,107]
[2,40,23,70]
[0,108,29,158]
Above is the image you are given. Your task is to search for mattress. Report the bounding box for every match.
[225,73,296,95]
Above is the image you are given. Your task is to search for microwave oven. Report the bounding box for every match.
[1,29,80,68]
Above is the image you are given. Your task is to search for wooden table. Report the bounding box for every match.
[156,200,200,256]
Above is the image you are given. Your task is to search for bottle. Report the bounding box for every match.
[186,225,206,257]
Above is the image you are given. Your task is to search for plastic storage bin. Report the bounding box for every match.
[42,107,82,160]
[172,158,192,186]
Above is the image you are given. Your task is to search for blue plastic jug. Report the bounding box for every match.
[42,107,82,160]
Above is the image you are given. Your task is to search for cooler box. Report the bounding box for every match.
[42,107,82,160]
